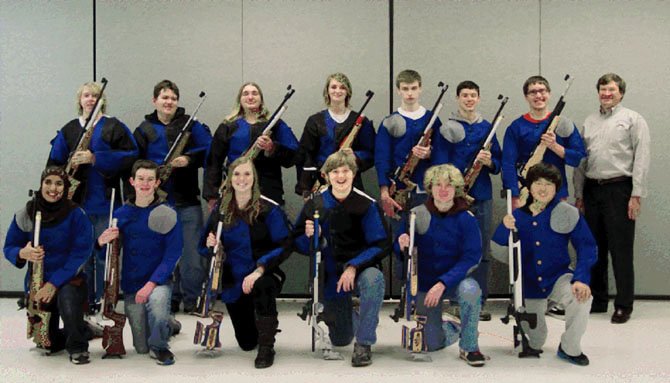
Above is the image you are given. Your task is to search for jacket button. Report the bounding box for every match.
[537,276,543,282]
[535,241,541,246]
[537,260,542,265]
[532,222,538,226]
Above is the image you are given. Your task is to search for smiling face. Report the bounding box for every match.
[79,86,99,118]
[529,177,557,205]
[326,165,354,196]
[231,161,254,195]
[457,88,480,114]
[397,81,422,109]
[130,168,160,199]
[153,88,179,122]
[240,84,262,114]
[327,79,349,107]
[598,80,623,110]
[41,175,65,203]
[525,82,551,113]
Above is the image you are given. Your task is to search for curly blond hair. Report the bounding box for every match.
[423,164,465,198]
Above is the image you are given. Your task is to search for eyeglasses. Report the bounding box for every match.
[527,89,548,96]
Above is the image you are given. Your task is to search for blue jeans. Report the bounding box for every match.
[85,213,108,306]
[390,191,428,279]
[124,284,173,353]
[172,205,206,307]
[416,278,481,352]
[324,267,385,346]
[468,199,492,303]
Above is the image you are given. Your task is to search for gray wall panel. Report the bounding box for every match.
[242,0,389,294]
[96,0,243,137]
[0,1,92,291]
[541,0,670,295]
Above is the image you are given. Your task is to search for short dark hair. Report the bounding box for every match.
[131,159,159,178]
[153,79,180,99]
[526,162,562,191]
[597,73,626,96]
[396,69,422,88]
[523,75,551,95]
[457,80,480,96]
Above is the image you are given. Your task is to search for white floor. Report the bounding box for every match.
[1,298,668,383]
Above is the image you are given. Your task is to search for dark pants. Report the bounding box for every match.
[47,281,89,354]
[226,273,282,351]
[584,178,635,312]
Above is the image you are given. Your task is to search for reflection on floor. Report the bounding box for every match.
[1,299,668,383]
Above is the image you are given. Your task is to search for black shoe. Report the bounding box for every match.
[87,302,101,316]
[546,306,565,320]
[183,303,196,313]
[70,351,90,365]
[479,310,492,321]
[170,318,182,336]
[611,308,631,324]
[351,343,372,367]
[460,349,486,367]
[170,301,181,314]
[150,349,175,366]
[519,346,543,358]
[557,344,589,366]
[255,345,276,368]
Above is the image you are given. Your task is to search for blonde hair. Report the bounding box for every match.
[76,82,107,116]
[423,164,465,198]
[321,150,358,183]
[224,82,270,123]
[323,73,352,107]
[220,156,262,227]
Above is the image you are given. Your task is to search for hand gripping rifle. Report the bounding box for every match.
[101,188,126,358]
[26,201,52,349]
[500,190,539,357]
[65,77,108,200]
[193,206,226,352]
[399,212,431,361]
[297,210,343,360]
[516,75,574,206]
[389,82,449,210]
[158,91,207,183]
[242,85,295,161]
[463,95,508,203]
[309,90,375,194]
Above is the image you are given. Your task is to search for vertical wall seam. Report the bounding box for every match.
[241,1,244,81]
[388,0,394,115]
[93,0,96,81]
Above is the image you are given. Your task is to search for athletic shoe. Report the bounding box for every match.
[70,351,90,365]
[150,349,175,366]
[557,344,589,366]
[546,305,565,320]
[459,349,486,367]
[351,343,372,367]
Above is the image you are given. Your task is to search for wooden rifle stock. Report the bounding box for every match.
[517,75,573,206]
[65,78,108,200]
[26,210,52,349]
[102,217,126,358]
[389,82,449,208]
[159,91,207,183]
[462,95,509,201]
[242,85,295,161]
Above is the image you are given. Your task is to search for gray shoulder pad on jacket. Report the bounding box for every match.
[550,202,579,234]
[383,114,406,138]
[148,205,177,234]
[413,204,431,235]
[555,116,575,138]
[440,120,465,143]
[15,207,33,232]
[490,240,509,264]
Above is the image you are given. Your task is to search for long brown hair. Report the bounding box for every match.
[219,156,262,227]
[223,82,270,123]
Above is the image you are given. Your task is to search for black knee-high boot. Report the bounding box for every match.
[254,315,278,368]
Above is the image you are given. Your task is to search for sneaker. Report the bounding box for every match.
[460,349,486,367]
[479,310,492,321]
[557,344,589,366]
[70,351,90,365]
[546,305,565,320]
[87,302,101,316]
[150,349,175,366]
[351,343,372,367]
[169,318,182,336]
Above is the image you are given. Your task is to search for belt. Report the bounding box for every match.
[586,176,631,185]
